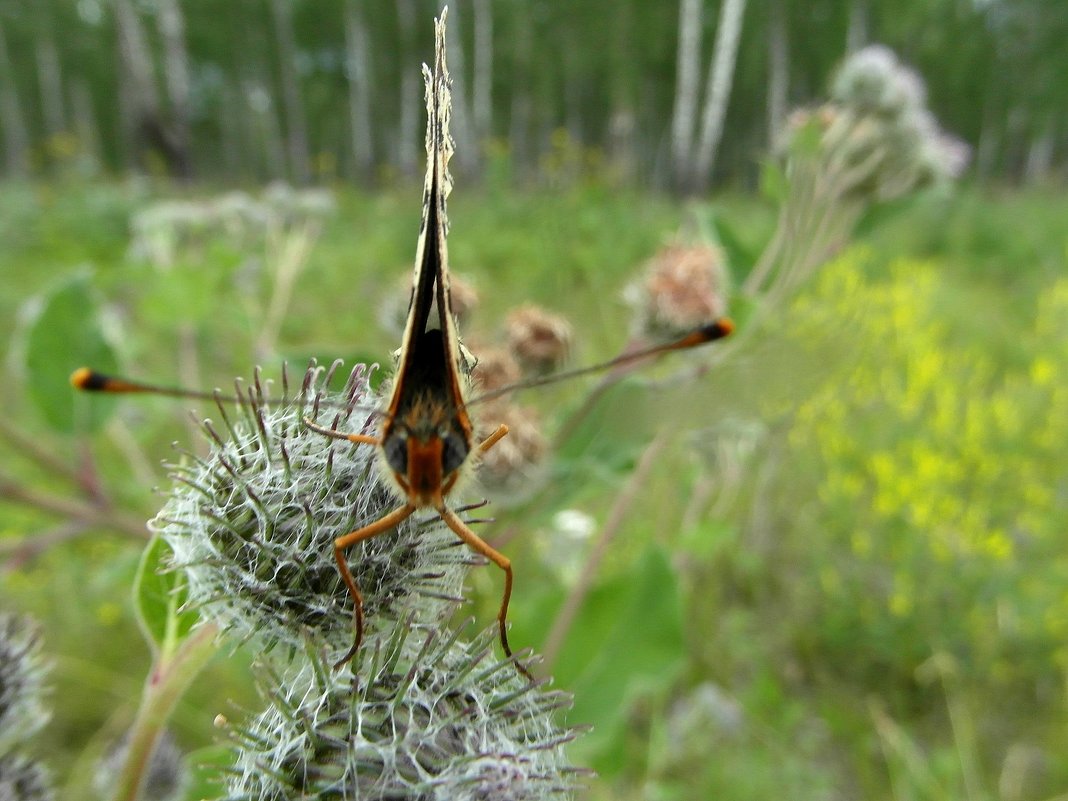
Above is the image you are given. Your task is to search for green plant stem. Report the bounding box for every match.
[541,433,668,672]
[110,623,219,801]
[0,470,149,539]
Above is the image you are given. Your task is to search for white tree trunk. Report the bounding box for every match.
[156,0,193,176]
[507,0,533,179]
[0,17,30,176]
[846,0,868,53]
[344,0,375,179]
[766,0,789,147]
[670,0,703,188]
[441,2,477,172]
[1024,127,1055,182]
[35,32,65,137]
[472,0,493,142]
[269,0,311,183]
[246,79,288,181]
[693,0,749,190]
[114,0,161,140]
[396,0,420,176]
[70,78,101,169]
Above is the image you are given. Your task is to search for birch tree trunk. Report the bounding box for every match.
[608,2,637,182]
[246,79,288,182]
[35,31,66,138]
[441,2,477,174]
[396,0,420,177]
[218,79,245,178]
[692,0,748,192]
[269,0,311,184]
[846,0,868,53]
[344,0,375,180]
[508,0,534,180]
[766,0,789,147]
[114,0,160,172]
[472,0,493,143]
[1024,123,1055,182]
[156,0,193,177]
[0,17,30,176]
[70,78,101,170]
[670,0,703,190]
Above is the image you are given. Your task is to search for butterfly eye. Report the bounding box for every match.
[383,432,408,475]
[441,431,469,476]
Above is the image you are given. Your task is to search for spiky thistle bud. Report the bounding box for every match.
[226,622,586,801]
[504,305,573,377]
[625,244,729,341]
[0,614,50,757]
[781,45,969,203]
[0,753,53,801]
[0,615,53,801]
[151,362,475,658]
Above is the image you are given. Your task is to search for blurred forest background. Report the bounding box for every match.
[2,1,1068,801]
[0,0,1066,188]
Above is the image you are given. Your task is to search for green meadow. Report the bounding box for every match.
[2,177,1067,799]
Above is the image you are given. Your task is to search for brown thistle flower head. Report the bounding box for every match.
[627,244,729,341]
[378,270,480,340]
[475,402,548,503]
[504,304,573,376]
[470,344,523,394]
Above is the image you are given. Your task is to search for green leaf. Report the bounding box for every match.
[182,744,233,801]
[758,159,788,205]
[552,544,686,772]
[21,269,119,433]
[134,535,197,656]
[710,212,759,278]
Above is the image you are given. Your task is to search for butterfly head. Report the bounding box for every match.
[381,394,472,507]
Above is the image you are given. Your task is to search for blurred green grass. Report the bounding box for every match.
[2,178,1067,800]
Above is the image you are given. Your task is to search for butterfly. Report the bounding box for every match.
[302,12,523,673]
[71,10,733,680]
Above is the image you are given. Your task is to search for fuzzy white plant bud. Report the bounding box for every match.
[226,623,586,801]
[0,753,53,801]
[0,614,50,757]
[0,614,53,801]
[151,362,475,659]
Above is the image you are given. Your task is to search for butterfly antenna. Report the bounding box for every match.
[466,318,734,408]
[70,367,235,403]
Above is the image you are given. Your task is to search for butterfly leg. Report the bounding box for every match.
[478,423,510,453]
[332,503,416,669]
[304,417,380,446]
[437,504,533,681]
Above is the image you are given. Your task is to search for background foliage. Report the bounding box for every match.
[1,1,1067,800]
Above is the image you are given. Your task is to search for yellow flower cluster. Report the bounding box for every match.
[784,249,1068,666]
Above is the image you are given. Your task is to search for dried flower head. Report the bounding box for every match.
[0,753,53,801]
[379,271,480,340]
[470,345,523,395]
[151,362,476,658]
[227,623,585,801]
[475,403,548,503]
[627,244,729,340]
[0,614,50,757]
[505,305,573,377]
